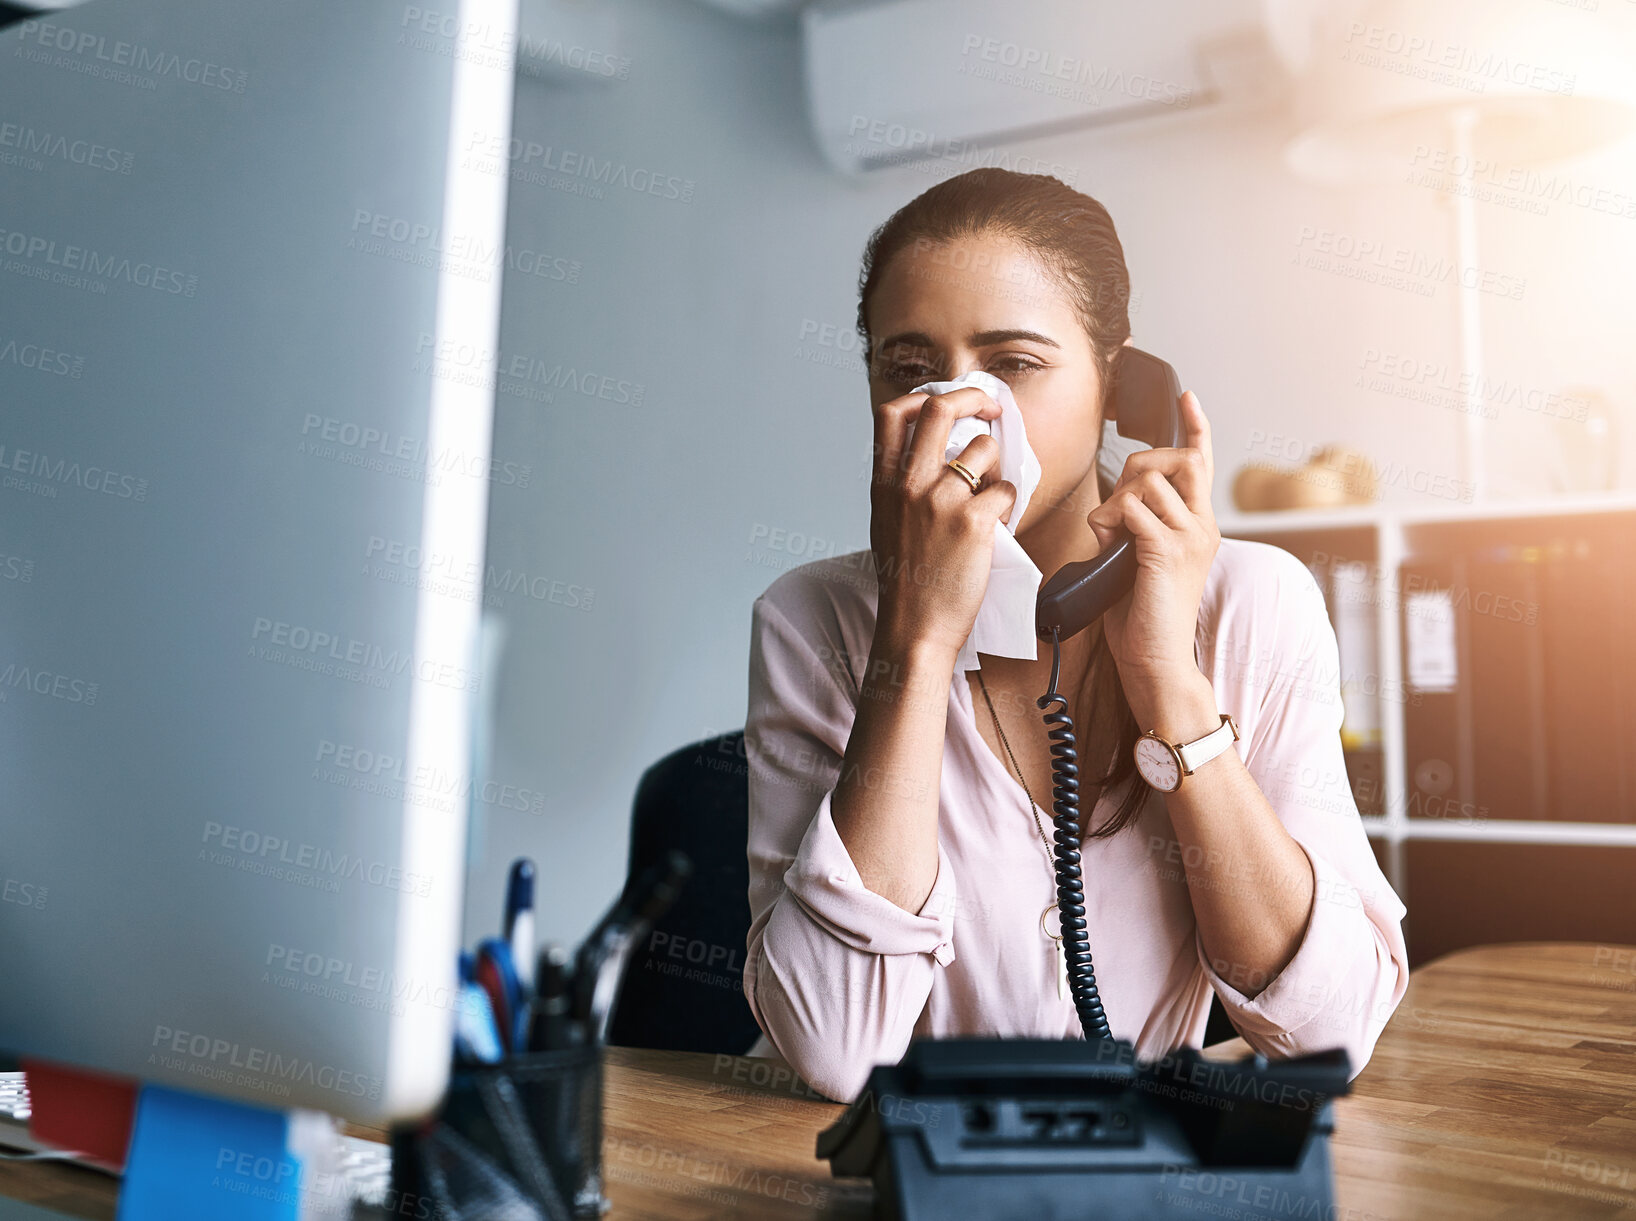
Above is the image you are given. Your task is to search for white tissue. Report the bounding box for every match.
[904,370,1043,673]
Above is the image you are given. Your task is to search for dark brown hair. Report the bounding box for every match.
[856,167,1149,839]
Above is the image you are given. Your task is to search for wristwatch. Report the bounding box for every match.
[1133,714,1239,793]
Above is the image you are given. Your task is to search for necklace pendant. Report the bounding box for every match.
[1040,901,1067,1003]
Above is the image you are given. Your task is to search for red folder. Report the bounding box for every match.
[20,1058,138,1173]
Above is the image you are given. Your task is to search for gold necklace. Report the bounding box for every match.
[974,669,1072,1000]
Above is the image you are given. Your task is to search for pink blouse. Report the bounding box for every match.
[740,538,1409,1104]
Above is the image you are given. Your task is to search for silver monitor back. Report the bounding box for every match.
[0,0,516,1121]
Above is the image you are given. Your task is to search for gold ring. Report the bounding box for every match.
[946,459,981,494]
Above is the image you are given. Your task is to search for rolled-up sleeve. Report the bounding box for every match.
[742,584,955,1102]
[1198,544,1409,1077]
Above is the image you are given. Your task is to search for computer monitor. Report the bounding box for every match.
[0,0,516,1122]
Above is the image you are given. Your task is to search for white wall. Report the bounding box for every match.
[466,0,1636,947]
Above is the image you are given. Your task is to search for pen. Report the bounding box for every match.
[504,858,537,993]
[526,942,574,1051]
[570,851,693,1038]
[474,937,523,1055]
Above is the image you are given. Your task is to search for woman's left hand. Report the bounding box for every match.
[1086,389,1219,700]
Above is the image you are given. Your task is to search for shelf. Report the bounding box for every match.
[1218,489,1636,537]
[1232,493,1636,918]
[1363,819,1636,846]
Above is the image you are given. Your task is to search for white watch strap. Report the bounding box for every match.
[1174,715,1238,776]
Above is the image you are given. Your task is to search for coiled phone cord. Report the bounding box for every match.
[1037,626,1112,1043]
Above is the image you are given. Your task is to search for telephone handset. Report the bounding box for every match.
[1035,347,1185,643]
[1032,346,1185,1044]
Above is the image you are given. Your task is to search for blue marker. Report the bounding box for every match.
[454,982,503,1064]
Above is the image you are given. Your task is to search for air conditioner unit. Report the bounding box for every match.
[1,0,95,31]
[690,0,807,16]
[802,0,1284,176]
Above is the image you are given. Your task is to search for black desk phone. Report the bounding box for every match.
[817,349,1352,1219]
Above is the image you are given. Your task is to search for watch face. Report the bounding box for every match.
[1134,736,1182,792]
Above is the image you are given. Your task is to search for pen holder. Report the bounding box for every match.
[390,1042,608,1221]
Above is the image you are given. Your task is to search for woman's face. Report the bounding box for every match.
[866,230,1106,534]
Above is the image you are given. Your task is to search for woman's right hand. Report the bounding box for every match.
[868,385,1019,662]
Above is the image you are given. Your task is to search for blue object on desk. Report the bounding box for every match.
[118,1085,301,1221]
[474,937,526,1054]
[455,982,505,1064]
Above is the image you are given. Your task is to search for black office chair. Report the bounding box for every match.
[605,730,1239,1053]
[606,732,763,1055]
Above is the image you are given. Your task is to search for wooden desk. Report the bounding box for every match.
[5,943,1634,1219]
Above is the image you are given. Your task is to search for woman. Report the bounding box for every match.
[741,168,1407,1104]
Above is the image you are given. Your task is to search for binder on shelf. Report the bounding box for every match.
[1465,548,1550,822]
[1331,559,1382,752]
[1540,538,1635,823]
[1618,548,1636,822]
[1303,547,1387,818]
[1398,556,1472,823]
[1344,744,1385,818]
[1400,531,1635,828]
